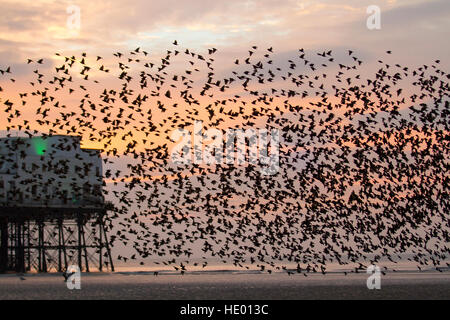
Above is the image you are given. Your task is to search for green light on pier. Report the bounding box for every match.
[32,138,47,156]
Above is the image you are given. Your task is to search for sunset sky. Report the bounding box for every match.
[1,0,449,73]
[0,0,448,135]
[0,0,448,172]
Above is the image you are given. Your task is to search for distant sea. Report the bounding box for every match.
[111,258,450,274]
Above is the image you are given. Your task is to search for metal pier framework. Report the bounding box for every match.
[0,207,114,273]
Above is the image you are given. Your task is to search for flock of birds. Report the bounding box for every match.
[0,42,449,275]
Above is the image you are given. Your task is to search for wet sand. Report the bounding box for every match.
[0,272,449,300]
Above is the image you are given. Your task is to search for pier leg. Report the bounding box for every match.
[0,218,8,273]
[58,220,62,272]
[77,215,82,271]
[15,221,25,273]
[101,217,114,272]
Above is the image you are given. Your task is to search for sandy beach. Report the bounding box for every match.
[0,271,448,300]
